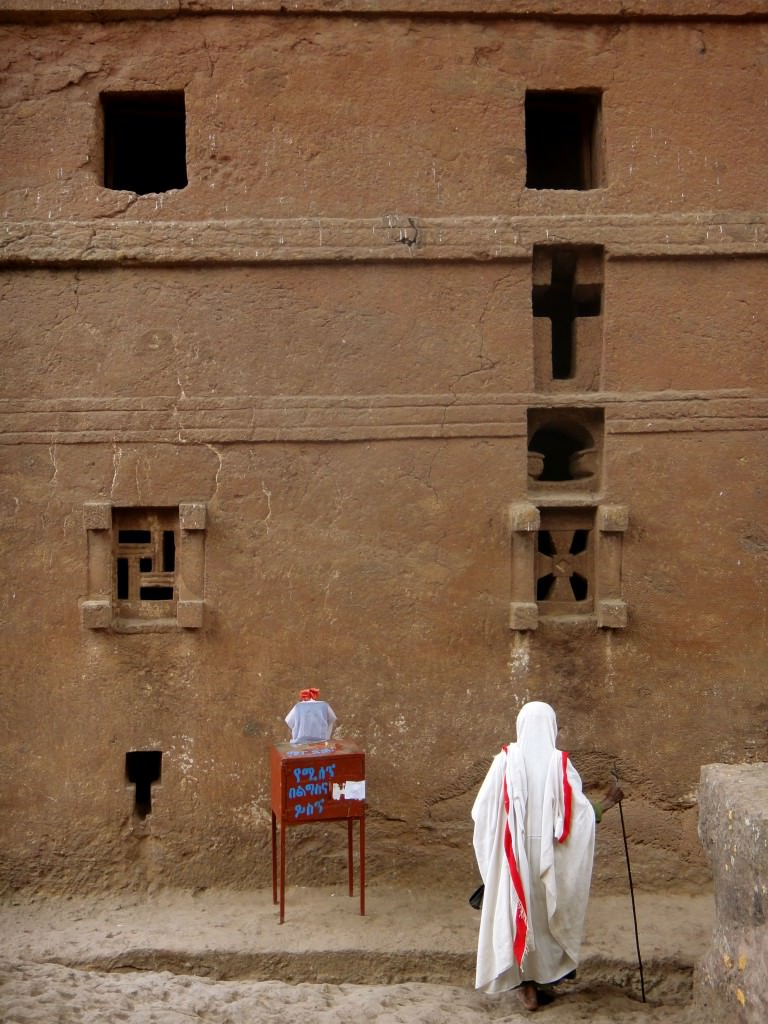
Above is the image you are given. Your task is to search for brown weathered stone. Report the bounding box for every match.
[0,3,766,899]
[0,2,764,19]
[695,764,768,1024]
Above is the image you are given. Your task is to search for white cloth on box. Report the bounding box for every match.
[285,699,336,743]
[471,701,596,993]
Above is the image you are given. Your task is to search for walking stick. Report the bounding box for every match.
[613,764,646,1003]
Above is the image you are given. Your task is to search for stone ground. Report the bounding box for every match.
[0,884,713,1023]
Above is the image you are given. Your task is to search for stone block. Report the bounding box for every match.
[508,502,539,533]
[694,763,768,1024]
[597,504,629,532]
[509,601,538,631]
[83,502,112,531]
[596,598,628,628]
[177,600,204,628]
[80,599,112,629]
[179,502,207,530]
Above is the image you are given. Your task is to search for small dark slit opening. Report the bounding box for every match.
[162,531,176,572]
[118,530,152,544]
[125,750,162,819]
[116,558,129,599]
[140,586,174,601]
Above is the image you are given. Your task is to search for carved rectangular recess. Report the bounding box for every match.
[527,407,604,493]
[532,245,603,392]
[525,90,603,191]
[102,91,187,195]
[81,501,206,632]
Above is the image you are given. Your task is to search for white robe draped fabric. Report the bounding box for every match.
[285,699,336,743]
[471,702,596,994]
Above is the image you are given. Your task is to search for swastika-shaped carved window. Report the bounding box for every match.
[81,501,206,632]
[113,508,178,622]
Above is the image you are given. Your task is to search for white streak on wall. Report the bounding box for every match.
[110,443,122,498]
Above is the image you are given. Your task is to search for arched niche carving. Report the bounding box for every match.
[527,407,604,491]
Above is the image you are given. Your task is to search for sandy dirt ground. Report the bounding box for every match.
[0,885,713,1023]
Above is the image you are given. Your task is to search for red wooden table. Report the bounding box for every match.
[270,739,366,923]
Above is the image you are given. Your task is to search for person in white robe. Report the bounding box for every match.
[471,701,622,1011]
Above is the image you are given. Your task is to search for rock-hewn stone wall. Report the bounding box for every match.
[0,3,766,896]
[696,764,768,1024]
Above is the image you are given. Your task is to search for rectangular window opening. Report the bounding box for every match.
[525,91,602,190]
[83,502,206,633]
[102,91,187,195]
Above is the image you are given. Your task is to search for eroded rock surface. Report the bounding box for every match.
[695,763,768,1023]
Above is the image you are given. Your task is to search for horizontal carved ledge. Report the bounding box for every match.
[2,213,768,265]
[0,393,764,444]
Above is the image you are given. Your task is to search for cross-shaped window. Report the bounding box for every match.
[535,510,594,614]
[532,248,602,380]
[536,523,591,605]
[508,502,629,631]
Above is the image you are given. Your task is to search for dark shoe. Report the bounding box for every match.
[535,985,555,1006]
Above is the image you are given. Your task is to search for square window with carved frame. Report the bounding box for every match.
[81,502,206,632]
[508,501,628,631]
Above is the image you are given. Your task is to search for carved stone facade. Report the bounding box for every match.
[695,763,768,1023]
[0,1,766,895]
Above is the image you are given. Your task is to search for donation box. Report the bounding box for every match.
[270,739,366,923]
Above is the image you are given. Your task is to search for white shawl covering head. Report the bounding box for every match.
[471,701,596,992]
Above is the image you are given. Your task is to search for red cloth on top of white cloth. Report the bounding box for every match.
[471,701,595,993]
